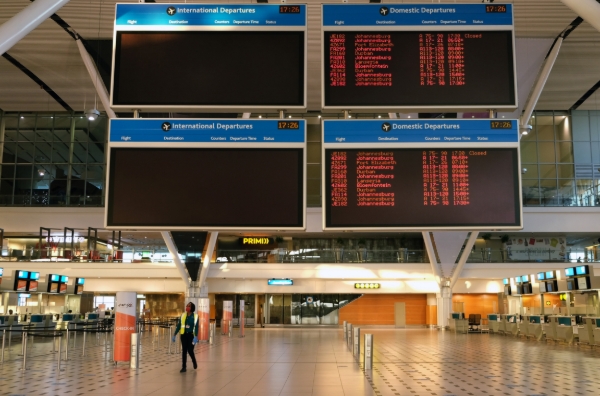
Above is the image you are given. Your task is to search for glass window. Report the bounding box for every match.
[539,164,556,179]
[268,294,283,324]
[521,164,538,179]
[556,142,574,163]
[535,116,554,140]
[557,164,574,179]
[522,179,540,206]
[520,142,537,163]
[1,165,15,179]
[555,116,572,141]
[2,143,17,162]
[34,142,52,163]
[538,142,556,163]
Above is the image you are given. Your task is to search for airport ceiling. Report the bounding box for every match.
[1,0,600,114]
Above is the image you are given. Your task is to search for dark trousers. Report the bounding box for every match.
[180,333,197,368]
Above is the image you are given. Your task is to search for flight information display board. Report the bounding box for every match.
[323,119,522,230]
[322,4,516,111]
[111,4,306,111]
[106,119,306,230]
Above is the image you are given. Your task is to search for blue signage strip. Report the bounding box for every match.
[268,279,294,286]
[110,119,305,143]
[116,4,306,27]
[323,119,518,143]
[322,4,513,27]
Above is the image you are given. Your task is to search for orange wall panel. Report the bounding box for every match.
[426,305,437,325]
[339,294,427,325]
[452,294,498,318]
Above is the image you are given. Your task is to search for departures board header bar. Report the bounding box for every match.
[109,119,306,144]
[322,4,513,27]
[322,119,519,144]
[115,3,307,27]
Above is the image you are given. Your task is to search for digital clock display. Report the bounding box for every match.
[486,5,507,13]
[490,121,513,129]
[278,121,300,129]
[280,6,301,14]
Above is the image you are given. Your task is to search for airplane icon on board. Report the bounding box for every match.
[167,7,176,16]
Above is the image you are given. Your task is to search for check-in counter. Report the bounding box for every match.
[526,315,544,341]
[488,314,500,334]
[578,317,597,345]
[555,316,575,344]
[519,316,530,338]
[30,314,53,328]
[593,319,600,347]
[503,315,519,336]
[449,318,468,333]
[543,316,558,342]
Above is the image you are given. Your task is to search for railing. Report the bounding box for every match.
[0,194,104,206]
[216,248,426,263]
[2,247,598,264]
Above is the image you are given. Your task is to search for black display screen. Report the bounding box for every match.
[107,148,304,228]
[113,31,305,106]
[325,147,520,228]
[324,30,515,107]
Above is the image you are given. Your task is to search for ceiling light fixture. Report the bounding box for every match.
[86,108,100,121]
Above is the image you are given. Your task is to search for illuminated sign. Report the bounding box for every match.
[268,279,293,286]
[576,265,589,275]
[503,278,509,285]
[565,267,575,277]
[521,275,530,283]
[515,276,522,283]
[0,268,3,277]
[18,294,31,298]
[76,278,85,285]
[29,272,40,280]
[241,238,273,245]
[60,275,69,283]
[50,274,60,282]
[355,283,381,289]
[537,272,545,281]
[545,271,555,279]
[17,271,29,279]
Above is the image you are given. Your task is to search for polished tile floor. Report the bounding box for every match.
[2,327,600,395]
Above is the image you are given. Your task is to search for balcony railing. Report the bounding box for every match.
[1,248,597,264]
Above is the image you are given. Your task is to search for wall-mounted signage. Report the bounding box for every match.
[268,279,293,286]
[60,275,69,283]
[50,274,60,282]
[75,277,85,295]
[355,283,380,289]
[545,271,555,279]
[240,237,274,246]
[17,270,29,279]
[29,272,40,280]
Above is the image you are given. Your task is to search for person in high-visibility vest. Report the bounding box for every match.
[172,301,199,372]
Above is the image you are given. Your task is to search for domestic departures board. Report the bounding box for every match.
[106,119,306,230]
[322,4,516,111]
[322,119,523,230]
[111,4,306,111]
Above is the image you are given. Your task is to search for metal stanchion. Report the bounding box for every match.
[353,327,360,358]
[8,326,12,351]
[209,323,215,345]
[168,327,173,354]
[21,332,28,371]
[228,320,233,338]
[1,329,5,364]
[130,333,140,369]
[343,321,347,340]
[57,335,62,372]
[82,330,87,357]
[347,323,353,349]
[64,328,69,361]
[20,331,25,356]
[364,334,373,370]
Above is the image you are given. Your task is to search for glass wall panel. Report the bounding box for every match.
[556,142,574,163]
[268,294,284,324]
[536,116,554,140]
[520,142,538,163]
[557,164,574,179]
[555,116,572,141]
[538,142,556,163]
[539,164,556,179]
[521,164,538,179]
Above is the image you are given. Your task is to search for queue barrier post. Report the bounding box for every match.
[209,322,215,345]
[364,334,373,371]
[57,334,62,372]
[1,329,5,364]
[228,320,233,338]
[82,329,87,357]
[168,326,173,355]
[353,327,360,358]
[347,323,353,350]
[20,331,28,371]
[130,333,140,370]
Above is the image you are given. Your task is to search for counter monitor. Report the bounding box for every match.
[515,276,522,284]
[76,278,85,285]
[60,275,69,283]
[50,274,60,282]
[537,272,545,281]
[48,282,59,293]
[576,265,589,275]
[17,270,29,279]
[503,278,509,285]
[521,274,529,283]
[565,267,575,277]
[566,279,576,291]
[29,272,40,280]
[545,271,555,279]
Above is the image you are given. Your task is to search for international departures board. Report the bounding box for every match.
[110,3,307,111]
[322,119,523,230]
[322,4,517,111]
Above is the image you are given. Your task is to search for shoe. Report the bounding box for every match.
[180,368,186,373]
[193,362,197,370]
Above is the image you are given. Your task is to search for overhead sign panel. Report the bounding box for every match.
[106,119,306,230]
[322,119,522,230]
[111,3,307,111]
[322,3,517,111]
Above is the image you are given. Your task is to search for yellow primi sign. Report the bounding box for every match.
[242,237,271,245]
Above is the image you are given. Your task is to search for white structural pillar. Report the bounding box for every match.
[519,36,563,132]
[197,232,218,291]
[422,231,478,329]
[561,0,600,32]
[161,231,190,287]
[0,0,70,56]
[76,38,116,119]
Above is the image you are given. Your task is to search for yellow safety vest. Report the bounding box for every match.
[180,312,198,336]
